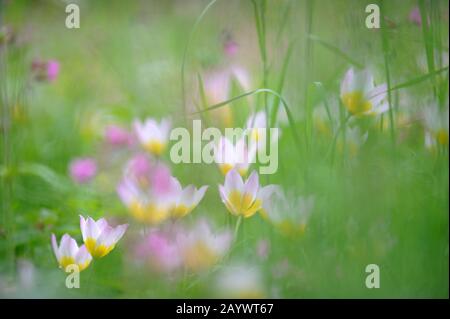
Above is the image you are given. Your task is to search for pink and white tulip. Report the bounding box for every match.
[104,125,133,146]
[117,176,175,225]
[135,228,183,273]
[176,219,232,271]
[340,68,389,116]
[169,177,208,218]
[214,136,256,177]
[69,157,97,184]
[51,234,92,271]
[218,169,277,218]
[79,216,128,258]
[134,118,171,156]
[262,189,315,236]
[423,101,449,149]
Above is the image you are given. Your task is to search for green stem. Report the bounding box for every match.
[233,216,243,241]
[380,0,396,145]
[303,0,314,153]
[328,113,352,164]
[252,0,269,129]
[180,0,218,124]
[0,3,15,276]
[192,88,302,156]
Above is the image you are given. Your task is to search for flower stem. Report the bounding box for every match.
[233,216,243,242]
[0,7,15,277]
[380,0,396,146]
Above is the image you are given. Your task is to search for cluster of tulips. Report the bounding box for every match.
[55,62,448,277]
[52,216,127,271]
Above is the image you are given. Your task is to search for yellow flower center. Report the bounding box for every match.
[342,91,372,114]
[278,220,307,237]
[183,241,218,271]
[219,163,234,176]
[225,190,262,218]
[78,260,91,271]
[129,201,170,224]
[219,164,247,177]
[172,204,192,219]
[59,256,76,270]
[144,140,166,156]
[85,237,114,258]
[436,129,449,146]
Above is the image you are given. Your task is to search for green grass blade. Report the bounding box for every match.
[180,0,219,122]
[308,34,364,69]
[192,88,302,154]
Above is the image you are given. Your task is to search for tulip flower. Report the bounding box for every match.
[79,216,128,258]
[202,66,251,127]
[245,111,281,150]
[313,98,341,137]
[214,136,256,177]
[104,125,133,146]
[135,220,231,273]
[262,189,315,236]
[340,68,389,116]
[176,219,232,271]
[246,111,268,140]
[135,229,183,273]
[169,177,208,218]
[69,157,97,184]
[134,118,171,156]
[423,102,449,150]
[337,126,368,157]
[214,264,266,298]
[117,158,177,224]
[218,169,277,218]
[51,234,92,271]
[117,177,174,224]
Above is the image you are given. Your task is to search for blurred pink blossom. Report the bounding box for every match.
[135,229,182,272]
[124,153,173,194]
[224,39,239,57]
[150,164,174,197]
[31,59,60,82]
[104,125,133,146]
[409,6,429,26]
[69,158,97,184]
[134,220,231,273]
[46,60,60,81]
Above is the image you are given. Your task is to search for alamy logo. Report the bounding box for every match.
[65,4,80,29]
[365,4,380,29]
[65,264,80,288]
[169,120,279,175]
[365,264,380,289]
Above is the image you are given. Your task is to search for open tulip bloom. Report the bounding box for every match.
[246,111,268,141]
[261,189,315,236]
[117,174,176,224]
[51,234,92,271]
[337,126,368,156]
[135,220,230,273]
[214,136,256,177]
[219,169,277,218]
[423,102,449,149]
[117,172,208,223]
[80,216,128,258]
[169,177,208,219]
[340,68,389,116]
[176,219,232,271]
[134,117,171,156]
